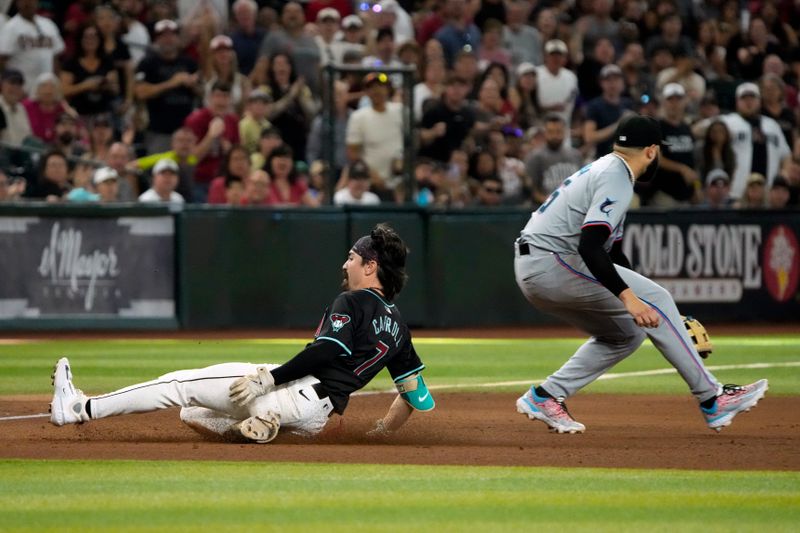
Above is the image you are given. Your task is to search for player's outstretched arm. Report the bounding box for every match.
[368,395,414,436]
[367,372,435,436]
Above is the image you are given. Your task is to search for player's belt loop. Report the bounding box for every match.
[518,242,531,256]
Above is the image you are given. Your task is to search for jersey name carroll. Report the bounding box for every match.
[312,288,424,413]
[372,315,403,346]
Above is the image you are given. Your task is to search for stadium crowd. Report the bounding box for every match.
[0,0,798,208]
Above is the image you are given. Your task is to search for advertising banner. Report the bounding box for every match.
[623,211,800,321]
[0,216,175,321]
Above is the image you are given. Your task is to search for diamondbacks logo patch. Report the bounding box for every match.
[330,313,351,332]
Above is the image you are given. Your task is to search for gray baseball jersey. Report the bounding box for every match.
[520,154,631,254]
[514,153,721,404]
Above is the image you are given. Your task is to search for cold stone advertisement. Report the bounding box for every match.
[0,216,174,319]
[623,212,800,320]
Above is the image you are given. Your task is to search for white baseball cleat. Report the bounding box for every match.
[238,412,281,443]
[50,357,90,426]
[516,387,586,434]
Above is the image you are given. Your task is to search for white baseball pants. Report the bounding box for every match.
[88,363,334,436]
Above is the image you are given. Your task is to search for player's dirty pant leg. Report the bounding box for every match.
[89,363,259,419]
[617,266,721,402]
[180,407,242,439]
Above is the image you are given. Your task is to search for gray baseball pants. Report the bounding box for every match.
[514,247,721,403]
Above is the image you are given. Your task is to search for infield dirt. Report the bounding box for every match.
[1,392,798,470]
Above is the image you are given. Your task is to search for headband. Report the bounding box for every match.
[351,235,378,263]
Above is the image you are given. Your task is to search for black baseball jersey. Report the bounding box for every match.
[311,288,425,414]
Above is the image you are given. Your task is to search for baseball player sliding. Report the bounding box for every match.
[49,224,435,443]
[514,114,767,434]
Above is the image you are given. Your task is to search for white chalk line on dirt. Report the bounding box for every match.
[352,361,800,396]
[0,413,50,421]
[2,361,798,420]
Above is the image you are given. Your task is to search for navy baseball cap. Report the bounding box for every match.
[614,115,670,148]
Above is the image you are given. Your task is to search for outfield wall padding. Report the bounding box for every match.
[1,205,798,330]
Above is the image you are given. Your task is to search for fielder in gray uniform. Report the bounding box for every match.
[514,115,768,434]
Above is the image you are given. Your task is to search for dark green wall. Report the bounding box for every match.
[179,207,348,328]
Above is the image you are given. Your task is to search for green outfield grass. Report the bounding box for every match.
[0,336,798,396]
[0,460,798,533]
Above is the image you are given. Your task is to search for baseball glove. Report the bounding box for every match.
[238,413,281,444]
[682,315,713,359]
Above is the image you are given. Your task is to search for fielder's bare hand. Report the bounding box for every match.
[619,288,660,328]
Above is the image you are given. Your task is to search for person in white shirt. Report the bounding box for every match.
[713,82,791,199]
[413,57,446,119]
[119,0,151,67]
[346,72,403,192]
[314,8,341,67]
[0,69,32,146]
[536,40,578,146]
[373,0,415,46]
[139,158,185,203]
[333,159,381,206]
[330,15,366,66]
[0,0,65,95]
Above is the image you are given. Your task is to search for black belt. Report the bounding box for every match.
[312,381,329,400]
[518,242,531,255]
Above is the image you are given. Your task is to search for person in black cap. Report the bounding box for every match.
[511,112,767,434]
[583,63,635,158]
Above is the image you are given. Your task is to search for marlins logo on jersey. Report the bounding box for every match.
[330,313,351,332]
[599,197,616,216]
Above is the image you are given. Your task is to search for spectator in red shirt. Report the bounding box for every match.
[306,0,353,24]
[416,2,446,46]
[305,0,352,25]
[207,145,252,204]
[184,81,241,202]
[265,144,319,207]
[23,73,72,145]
